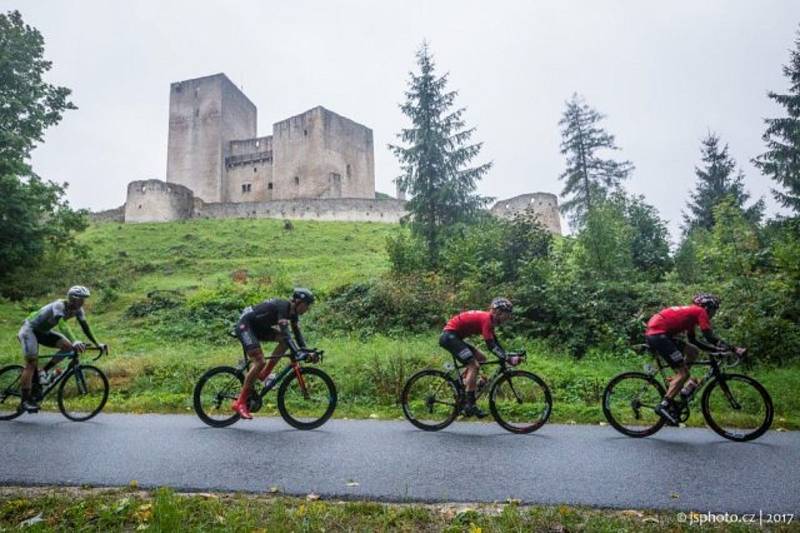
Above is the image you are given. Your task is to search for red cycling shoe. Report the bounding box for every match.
[232,400,253,420]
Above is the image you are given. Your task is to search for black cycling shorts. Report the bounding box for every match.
[439,331,477,364]
[235,317,279,355]
[645,334,687,370]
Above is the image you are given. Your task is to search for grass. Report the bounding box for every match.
[4,486,794,532]
[0,218,798,430]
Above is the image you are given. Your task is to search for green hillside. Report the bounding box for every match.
[0,218,796,429]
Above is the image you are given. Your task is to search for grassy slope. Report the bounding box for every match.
[0,218,797,429]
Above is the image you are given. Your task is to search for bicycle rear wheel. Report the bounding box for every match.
[602,372,666,437]
[401,369,460,431]
[489,370,552,434]
[701,373,773,442]
[0,365,24,421]
[193,366,244,428]
[277,367,337,430]
[57,365,109,421]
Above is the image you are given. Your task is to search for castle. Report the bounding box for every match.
[93,73,561,233]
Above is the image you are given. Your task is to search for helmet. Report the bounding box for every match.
[292,288,315,305]
[692,293,720,312]
[67,286,91,299]
[490,297,513,313]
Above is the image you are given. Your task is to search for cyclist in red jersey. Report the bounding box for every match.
[645,293,737,425]
[439,298,514,418]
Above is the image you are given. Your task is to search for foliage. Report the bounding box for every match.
[753,27,800,213]
[557,93,633,228]
[684,131,763,232]
[611,192,672,279]
[0,10,86,294]
[389,42,491,266]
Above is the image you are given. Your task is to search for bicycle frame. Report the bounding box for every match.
[236,346,323,400]
[645,348,739,407]
[444,354,517,401]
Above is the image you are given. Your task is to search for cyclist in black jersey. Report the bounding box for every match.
[231,288,315,419]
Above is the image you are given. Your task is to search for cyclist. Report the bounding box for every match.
[439,297,515,418]
[16,286,106,413]
[645,293,738,425]
[231,288,315,420]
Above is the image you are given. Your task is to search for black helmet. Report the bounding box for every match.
[292,288,315,305]
[490,297,513,313]
[692,293,720,312]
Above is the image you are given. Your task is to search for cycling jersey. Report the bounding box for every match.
[26,300,86,341]
[236,298,306,353]
[443,310,506,358]
[645,305,711,336]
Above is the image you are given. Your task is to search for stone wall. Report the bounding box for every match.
[124,179,195,223]
[166,74,257,203]
[195,197,405,223]
[490,193,562,234]
[89,205,125,223]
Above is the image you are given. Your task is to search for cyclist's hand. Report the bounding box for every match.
[735,346,748,358]
[98,343,109,355]
[73,341,87,353]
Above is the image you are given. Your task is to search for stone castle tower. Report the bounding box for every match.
[165,73,374,204]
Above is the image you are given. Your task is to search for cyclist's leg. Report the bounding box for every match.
[646,334,686,424]
[233,319,265,418]
[41,332,71,372]
[440,332,484,416]
[17,325,39,409]
[259,340,288,381]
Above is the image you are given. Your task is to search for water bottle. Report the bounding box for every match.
[38,370,50,386]
[261,373,277,388]
[679,378,699,401]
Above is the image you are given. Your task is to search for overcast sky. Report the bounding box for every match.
[5,0,800,237]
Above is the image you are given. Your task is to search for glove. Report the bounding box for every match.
[72,341,87,353]
[507,354,523,366]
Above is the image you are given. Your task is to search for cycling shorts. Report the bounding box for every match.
[645,334,687,370]
[18,322,67,361]
[439,331,477,364]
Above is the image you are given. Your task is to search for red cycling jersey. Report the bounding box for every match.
[444,310,496,342]
[646,304,711,336]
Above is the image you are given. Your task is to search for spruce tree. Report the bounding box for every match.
[753,29,800,214]
[683,132,763,232]
[390,42,491,266]
[557,93,633,228]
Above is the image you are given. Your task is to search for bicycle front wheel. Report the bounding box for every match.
[701,373,773,442]
[489,370,552,434]
[0,365,24,421]
[57,365,109,421]
[602,372,666,438]
[193,366,244,428]
[277,367,337,430]
[401,369,460,431]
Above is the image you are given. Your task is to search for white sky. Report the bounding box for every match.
[5,0,800,237]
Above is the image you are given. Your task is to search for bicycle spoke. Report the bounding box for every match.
[490,371,551,433]
[603,373,664,437]
[402,370,459,431]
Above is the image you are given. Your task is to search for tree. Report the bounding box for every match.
[683,132,763,232]
[557,93,633,228]
[753,28,800,214]
[610,192,672,280]
[389,42,491,267]
[0,10,85,291]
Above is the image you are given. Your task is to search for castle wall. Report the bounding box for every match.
[490,193,562,234]
[124,179,195,223]
[271,107,374,200]
[195,197,405,223]
[166,74,256,203]
[225,156,273,202]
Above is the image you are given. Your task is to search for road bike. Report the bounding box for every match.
[401,350,552,434]
[0,346,110,422]
[193,341,336,430]
[602,344,773,442]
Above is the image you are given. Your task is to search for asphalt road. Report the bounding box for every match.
[0,413,797,513]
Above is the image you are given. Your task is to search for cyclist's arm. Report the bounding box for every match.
[688,328,729,351]
[485,337,507,359]
[291,320,308,349]
[278,319,302,354]
[77,317,100,346]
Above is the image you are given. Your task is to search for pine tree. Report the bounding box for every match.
[390,42,491,266]
[683,132,764,232]
[557,93,633,228]
[753,29,800,214]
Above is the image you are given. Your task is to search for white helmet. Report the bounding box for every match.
[67,286,91,299]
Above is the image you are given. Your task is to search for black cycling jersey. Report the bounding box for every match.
[237,298,307,351]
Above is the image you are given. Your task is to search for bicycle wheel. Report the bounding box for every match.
[193,366,244,428]
[277,367,337,430]
[701,373,773,442]
[0,365,24,421]
[401,369,460,431]
[489,370,552,434]
[57,365,109,422]
[602,372,666,438]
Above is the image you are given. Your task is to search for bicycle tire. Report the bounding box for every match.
[602,372,666,438]
[701,373,773,442]
[401,369,460,432]
[277,367,337,430]
[489,370,552,434]
[0,365,24,421]
[193,366,244,428]
[57,365,109,422]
